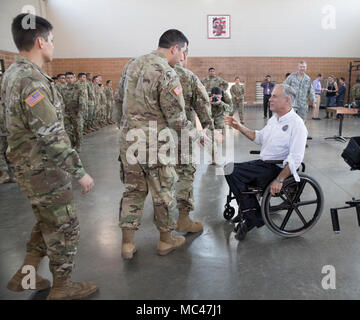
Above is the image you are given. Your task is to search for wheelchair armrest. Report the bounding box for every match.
[250,150,260,154]
[264,160,283,165]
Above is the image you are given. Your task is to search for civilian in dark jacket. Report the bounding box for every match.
[260,75,275,118]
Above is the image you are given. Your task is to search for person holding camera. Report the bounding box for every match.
[210,87,232,164]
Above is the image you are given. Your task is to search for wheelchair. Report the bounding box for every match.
[223,151,324,240]
[330,136,360,232]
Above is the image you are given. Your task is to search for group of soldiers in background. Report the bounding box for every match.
[52,72,115,152]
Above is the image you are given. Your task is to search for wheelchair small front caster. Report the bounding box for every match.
[234,221,248,241]
[223,206,235,220]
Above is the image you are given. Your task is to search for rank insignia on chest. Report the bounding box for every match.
[24,90,45,107]
[173,84,183,96]
[282,125,289,131]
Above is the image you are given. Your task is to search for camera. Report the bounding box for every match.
[212,96,219,102]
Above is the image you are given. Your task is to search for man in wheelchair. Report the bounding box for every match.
[224,84,308,232]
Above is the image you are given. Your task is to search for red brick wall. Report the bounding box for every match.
[2,50,359,104]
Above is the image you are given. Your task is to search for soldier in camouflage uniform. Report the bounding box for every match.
[86,73,96,132]
[284,61,316,122]
[202,67,229,95]
[77,73,89,134]
[55,73,66,95]
[62,72,86,152]
[92,76,101,129]
[105,80,115,124]
[98,83,107,126]
[210,87,232,164]
[174,49,215,233]
[230,77,245,124]
[117,30,205,259]
[2,14,97,300]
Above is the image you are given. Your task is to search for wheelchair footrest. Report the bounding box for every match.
[330,200,360,233]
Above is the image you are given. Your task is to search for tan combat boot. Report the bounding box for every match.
[176,210,203,233]
[47,277,98,300]
[157,232,185,256]
[0,170,11,184]
[121,228,136,259]
[7,254,51,292]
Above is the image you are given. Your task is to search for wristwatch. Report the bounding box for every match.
[276,177,284,183]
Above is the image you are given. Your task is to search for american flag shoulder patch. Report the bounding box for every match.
[198,83,205,90]
[24,90,45,108]
[173,84,183,96]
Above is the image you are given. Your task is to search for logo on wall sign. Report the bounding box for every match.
[282,125,289,132]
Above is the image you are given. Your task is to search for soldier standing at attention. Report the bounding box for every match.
[174,48,217,233]
[98,83,107,126]
[92,75,101,130]
[77,73,89,134]
[2,14,97,300]
[202,67,228,95]
[105,80,115,124]
[55,73,66,94]
[230,76,245,124]
[62,72,86,152]
[117,29,208,259]
[86,72,96,132]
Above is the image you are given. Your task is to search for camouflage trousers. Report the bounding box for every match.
[64,116,75,148]
[0,136,11,182]
[106,104,112,121]
[118,152,178,232]
[230,100,244,122]
[87,102,95,126]
[175,164,196,212]
[15,166,79,279]
[70,115,83,150]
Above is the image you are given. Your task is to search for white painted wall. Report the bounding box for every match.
[0,0,47,52]
[2,0,360,58]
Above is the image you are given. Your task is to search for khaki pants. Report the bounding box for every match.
[313,94,321,118]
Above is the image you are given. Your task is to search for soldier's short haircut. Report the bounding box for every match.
[52,76,58,81]
[65,72,74,76]
[57,73,65,78]
[92,75,99,82]
[158,29,189,49]
[106,80,111,85]
[78,72,86,78]
[299,60,307,66]
[209,67,215,71]
[234,76,240,80]
[11,14,53,52]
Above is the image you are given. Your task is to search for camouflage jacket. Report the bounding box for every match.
[174,64,214,130]
[86,80,95,106]
[55,82,66,96]
[284,72,316,109]
[114,58,135,127]
[202,75,229,94]
[62,82,86,115]
[230,84,245,102]
[76,80,88,109]
[211,100,232,129]
[352,83,360,101]
[0,55,85,179]
[119,51,196,167]
[93,84,101,108]
[99,90,107,108]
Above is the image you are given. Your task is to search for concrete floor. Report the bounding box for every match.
[0,107,359,300]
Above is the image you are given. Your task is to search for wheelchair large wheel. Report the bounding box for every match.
[261,173,323,238]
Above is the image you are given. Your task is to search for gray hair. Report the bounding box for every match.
[275,84,297,107]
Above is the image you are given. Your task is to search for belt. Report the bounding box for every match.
[315,93,321,95]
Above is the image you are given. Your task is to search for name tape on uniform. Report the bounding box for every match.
[173,84,183,96]
[24,90,45,108]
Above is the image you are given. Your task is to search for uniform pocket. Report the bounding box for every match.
[158,166,178,188]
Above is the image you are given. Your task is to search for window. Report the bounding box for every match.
[255,81,263,104]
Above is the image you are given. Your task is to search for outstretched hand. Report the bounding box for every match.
[225,116,241,130]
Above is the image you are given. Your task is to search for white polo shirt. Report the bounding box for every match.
[253,108,308,181]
